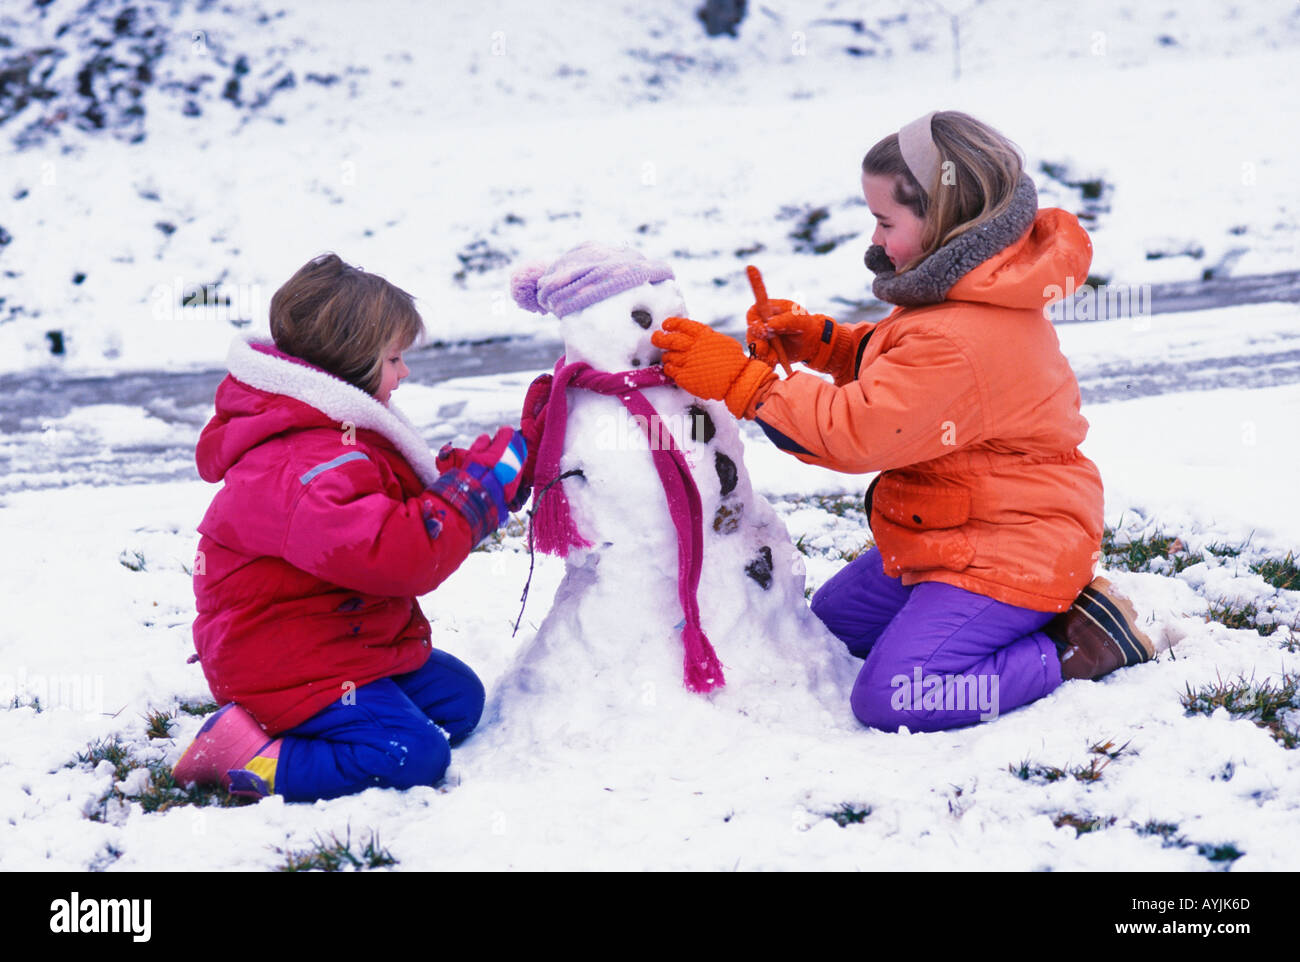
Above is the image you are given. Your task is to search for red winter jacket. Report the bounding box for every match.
[192,339,477,735]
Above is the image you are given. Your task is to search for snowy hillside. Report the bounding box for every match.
[2,0,1297,373]
[0,0,1298,875]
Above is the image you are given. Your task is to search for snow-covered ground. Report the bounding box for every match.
[3,316,1299,871]
[1,0,1298,871]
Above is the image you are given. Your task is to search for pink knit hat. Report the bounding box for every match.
[511,242,674,319]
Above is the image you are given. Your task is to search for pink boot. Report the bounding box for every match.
[172,703,282,799]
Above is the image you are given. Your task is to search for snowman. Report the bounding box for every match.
[481,243,856,751]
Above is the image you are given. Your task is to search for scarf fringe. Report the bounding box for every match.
[532,482,591,557]
[682,624,725,693]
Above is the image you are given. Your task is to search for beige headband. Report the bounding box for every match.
[898,111,940,194]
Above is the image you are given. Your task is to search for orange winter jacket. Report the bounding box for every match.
[751,209,1102,612]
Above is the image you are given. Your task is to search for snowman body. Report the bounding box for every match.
[486,273,856,748]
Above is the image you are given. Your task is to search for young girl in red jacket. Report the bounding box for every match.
[653,111,1155,732]
[173,253,527,800]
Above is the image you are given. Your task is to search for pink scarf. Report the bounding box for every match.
[521,358,725,693]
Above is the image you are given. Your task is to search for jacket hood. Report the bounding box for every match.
[196,337,440,485]
[865,174,1092,311]
[945,206,1092,311]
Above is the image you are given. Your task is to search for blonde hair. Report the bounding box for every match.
[269,253,424,396]
[863,111,1024,272]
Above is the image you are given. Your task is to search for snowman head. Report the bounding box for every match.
[511,242,686,373]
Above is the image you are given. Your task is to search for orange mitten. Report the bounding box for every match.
[746,300,825,366]
[652,317,776,419]
[746,302,857,379]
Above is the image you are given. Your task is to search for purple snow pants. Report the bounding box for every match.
[811,548,1064,732]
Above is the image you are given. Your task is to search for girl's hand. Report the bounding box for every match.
[651,317,777,419]
[436,426,528,524]
[746,300,838,370]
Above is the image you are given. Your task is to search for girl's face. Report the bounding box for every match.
[375,337,410,405]
[862,172,926,270]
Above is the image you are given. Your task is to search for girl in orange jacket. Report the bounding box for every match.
[652,111,1155,732]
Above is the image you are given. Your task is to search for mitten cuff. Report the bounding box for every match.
[801,317,857,382]
[823,322,876,386]
[725,359,778,420]
[427,469,503,545]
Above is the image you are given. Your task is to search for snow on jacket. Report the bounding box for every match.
[751,203,1103,613]
[192,338,477,735]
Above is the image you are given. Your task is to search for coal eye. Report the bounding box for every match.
[631,309,653,329]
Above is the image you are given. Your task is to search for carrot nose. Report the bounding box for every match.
[746,265,794,377]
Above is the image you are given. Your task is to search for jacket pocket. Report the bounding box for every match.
[873,475,971,530]
[870,475,975,572]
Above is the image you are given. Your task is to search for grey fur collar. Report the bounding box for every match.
[865,174,1039,306]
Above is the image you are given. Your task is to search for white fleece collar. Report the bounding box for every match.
[225,336,441,486]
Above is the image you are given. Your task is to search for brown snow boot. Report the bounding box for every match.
[1047,577,1156,681]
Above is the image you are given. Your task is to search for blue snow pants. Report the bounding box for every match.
[811,547,1064,732]
[275,648,485,802]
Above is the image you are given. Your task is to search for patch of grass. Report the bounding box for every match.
[1007,757,1036,781]
[118,549,147,572]
[177,699,220,717]
[1252,553,1300,592]
[1197,842,1245,866]
[824,803,872,827]
[69,732,254,820]
[6,694,43,712]
[72,734,136,782]
[1100,525,1199,575]
[275,827,397,872]
[87,843,125,871]
[1009,759,1069,782]
[1067,757,1107,782]
[1100,522,1296,638]
[1088,738,1134,760]
[1009,738,1135,783]
[144,708,174,740]
[1204,596,1278,636]
[808,494,868,518]
[139,762,254,813]
[1180,671,1299,749]
[775,493,873,563]
[471,514,527,552]
[1053,812,1116,836]
[1279,616,1300,654]
[1134,820,1185,846]
[791,533,873,562]
[1131,820,1245,866]
[1205,539,1247,558]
